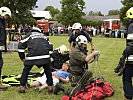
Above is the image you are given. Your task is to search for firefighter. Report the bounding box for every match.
[18,27,53,93]
[54,35,99,95]
[68,23,94,53]
[114,7,133,100]
[114,7,133,76]
[0,6,11,90]
[51,45,69,70]
[68,23,94,70]
[69,35,98,87]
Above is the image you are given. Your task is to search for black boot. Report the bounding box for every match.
[53,83,65,95]
[48,86,53,94]
[114,56,125,73]
[0,84,8,91]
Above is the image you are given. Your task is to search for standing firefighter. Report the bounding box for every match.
[114,7,133,100]
[0,7,11,90]
[18,27,53,93]
[68,23,94,53]
[54,35,99,95]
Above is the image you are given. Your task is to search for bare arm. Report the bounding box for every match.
[85,52,96,62]
[59,77,69,83]
[53,76,69,83]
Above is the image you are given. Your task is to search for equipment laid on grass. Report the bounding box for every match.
[62,77,114,100]
[2,71,43,86]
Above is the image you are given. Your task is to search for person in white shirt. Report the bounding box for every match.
[30,62,69,92]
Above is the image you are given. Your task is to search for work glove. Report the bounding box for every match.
[94,51,100,61]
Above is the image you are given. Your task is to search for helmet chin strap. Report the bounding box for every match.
[78,44,86,51]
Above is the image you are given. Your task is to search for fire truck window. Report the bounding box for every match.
[104,21,108,25]
[114,21,118,25]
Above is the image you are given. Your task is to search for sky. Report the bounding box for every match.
[35,0,123,15]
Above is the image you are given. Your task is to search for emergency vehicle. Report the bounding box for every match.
[36,20,53,35]
[102,19,121,30]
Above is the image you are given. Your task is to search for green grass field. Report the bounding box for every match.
[0,36,126,100]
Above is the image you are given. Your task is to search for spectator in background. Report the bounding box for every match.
[101,27,105,35]
[58,26,61,35]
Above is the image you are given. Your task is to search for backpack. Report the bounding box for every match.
[62,78,114,100]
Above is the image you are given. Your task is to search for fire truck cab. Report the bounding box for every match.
[36,20,53,35]
[102,19,121,30]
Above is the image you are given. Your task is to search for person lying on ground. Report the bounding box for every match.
[30,62,70,92]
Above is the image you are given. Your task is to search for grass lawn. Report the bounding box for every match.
[1,35,126,100]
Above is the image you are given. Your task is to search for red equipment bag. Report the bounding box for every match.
[62,79,114,100]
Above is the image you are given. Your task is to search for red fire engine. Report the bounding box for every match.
[36,20,53,35]
[102,19,121,30]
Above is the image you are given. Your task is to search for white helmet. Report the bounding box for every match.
[72,23,82,30]
[76,35,87,46]
[127,34,133,40]
[0,7,11,17]
[58,45,68,55]
[32,27,41,33]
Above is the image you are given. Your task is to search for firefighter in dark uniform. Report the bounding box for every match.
[68,23,94,54]
[51,45,69,70]
[54,35,99,95]
[18,27,53,93]
[114,7,133,100]
[0,7,11,90]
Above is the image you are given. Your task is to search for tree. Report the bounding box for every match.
[58,0,85,26]
[0,0,38,25]
[88,11,104,16]
[120,0,133,27]
[108,9,120,15]
[44,6,60,18]
[80,19,102,27]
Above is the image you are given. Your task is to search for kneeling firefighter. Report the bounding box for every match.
[114,7,133,99]
[54,35,99,95]
[51,45,69,70]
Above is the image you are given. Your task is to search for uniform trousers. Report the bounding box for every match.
[0,52,3,77]
[123,64,133,99]
[20,63,53,86]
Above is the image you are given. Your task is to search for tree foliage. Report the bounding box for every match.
[58,0,85,26]
[108,9,120,15]
[88,11,104,16]
[80,18,103,28]
[120,0,133,27]
[0,0,37,26]
[44,6,60,18]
